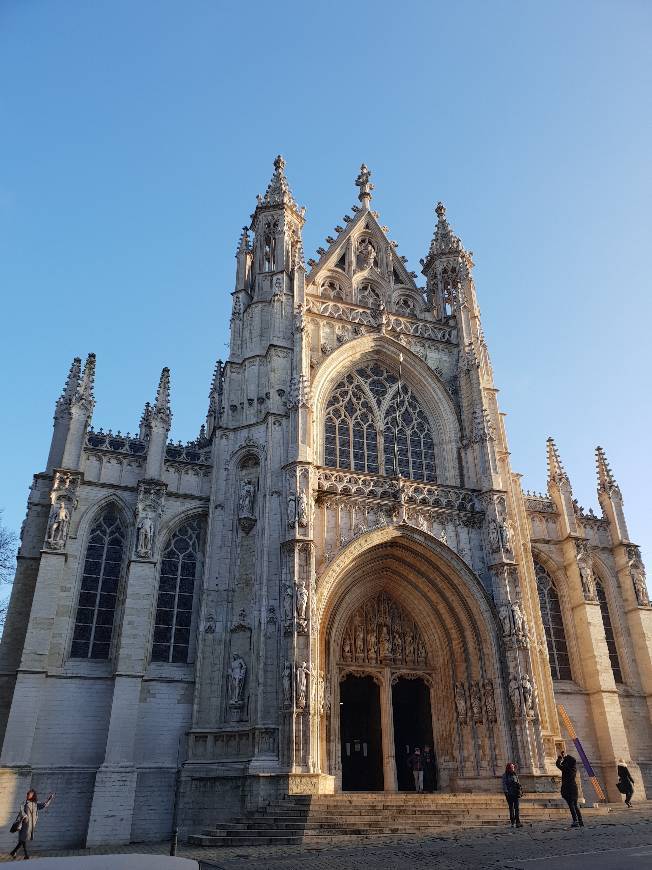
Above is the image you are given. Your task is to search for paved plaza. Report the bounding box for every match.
[2,808,650,869]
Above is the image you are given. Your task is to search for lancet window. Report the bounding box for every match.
[535,561,572,681]
[595,578,623,684]
[71,507,126,659]
[152,518,203,664]
[340,592,427,666]
[262,220,277,272]
[323,363,437,482]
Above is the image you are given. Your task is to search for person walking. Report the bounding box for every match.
[502,762,523,828]
[9,788,54,860]
[408,747,424,793]
[556,751,583,828]
[617,759,635,807]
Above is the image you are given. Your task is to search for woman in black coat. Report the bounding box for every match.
[556,752,583,827]
[617,759,635,807]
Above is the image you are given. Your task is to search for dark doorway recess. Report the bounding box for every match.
[340,674,384,791]
[392,676,437,791]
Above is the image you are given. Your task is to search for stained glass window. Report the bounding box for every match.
[535,561,572,681]
[71,508,126,659]
[596,578,623,684]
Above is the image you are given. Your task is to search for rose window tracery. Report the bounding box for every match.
[324,363,437,482]
[340,592,427,667]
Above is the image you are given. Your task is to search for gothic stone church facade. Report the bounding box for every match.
[1,159,651,848]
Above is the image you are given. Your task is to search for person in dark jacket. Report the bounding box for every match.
[422,744,437,792]
[617,758,635,807]
[501,762,523,828]
[556,751,583,827]
[408,747,424,792]
[9,788,54,860]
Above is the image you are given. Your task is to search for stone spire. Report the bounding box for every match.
[596,446,621,498]
[427,202,464,260]
[259,155,298,210]
[206,358,223,438]
[547,436,570,488]
[54,357,82,420]
[151,367,172,429]
[355,163,374,210]
[139,402,151,440]
[71,352,96,415]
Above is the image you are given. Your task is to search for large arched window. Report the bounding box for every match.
[535,561,572,681]
[152,518,204,664]
[596,578,623,684]
[71,507,126,659]
[323,363,437,482]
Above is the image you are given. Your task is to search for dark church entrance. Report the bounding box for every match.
[340,675,384,791]
[392,677,436,791]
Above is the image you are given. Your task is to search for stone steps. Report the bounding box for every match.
[187,792,591,847]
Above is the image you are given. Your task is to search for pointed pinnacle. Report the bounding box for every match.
[425,201,463,262]
[237,226,250,253]
[210,359,224,395]
[260,154,298,210]
[72,353,96,414]
[596,446,620,495]
[55,356,82,412]
[152,367,172,428]
[546,436,570,486]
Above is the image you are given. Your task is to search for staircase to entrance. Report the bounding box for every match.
[188,792,609,847]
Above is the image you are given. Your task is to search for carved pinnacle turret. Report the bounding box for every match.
[259,155,299,210]
[546,437,570,488]
[71,353,96,416]
[151,367,172,429]
[54,356,82,421]
[355,163,374,209]
[596,446,621,499]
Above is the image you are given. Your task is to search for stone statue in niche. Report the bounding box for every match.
[454,682,467,724]
[632,570,650,607]
[297,490,308,527]
[498,604,512,638]
[294,303,306,334]
[367,625,377,661]
[511,602,526,640]
[499,517,514,554]
[354,621,365,658]
[342,634,353,662]
[295,579,308,627]
[521,674,535,717]
[483,679,497,723]
[393,628,403,659]
[379,624,391,658]
[229,654,247,705]
[46,501,70,550]
[239,479,255,518]
[405,630,415,662]
[508,676,522,718]
[470,682,483,723]
[203,614,216,634]
[282,581,294,632]
[488,520,500,553]
[579,563,597,602]
[287,493,296,527]
[296,661,310,709]
[136,515,154,558]
[282,660,292,706]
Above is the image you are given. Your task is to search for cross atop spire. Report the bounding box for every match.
[596,446,621,497]
[355,163,374,209]
[547,436,570,487]
[55,356,82,419]
[71,353,96,415]
[259,155,299,210]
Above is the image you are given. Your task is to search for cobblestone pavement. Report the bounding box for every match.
[2,810,651,868]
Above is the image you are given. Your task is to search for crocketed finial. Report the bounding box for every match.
[71,353,96,415]
[546,436,570,487]
[259,154,298,210]
[596,446,621,497]
[151,367,172,429]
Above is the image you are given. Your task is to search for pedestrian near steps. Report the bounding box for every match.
[617,759,635,807]
[556,751,583,828]
[502,762,523,828]
[8,789,55,860]
[408,747,424,792]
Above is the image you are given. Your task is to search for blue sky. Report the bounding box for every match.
[1,1,650,573]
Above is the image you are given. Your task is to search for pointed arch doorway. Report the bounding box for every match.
[392,675,436,791]
[339,674,384,791]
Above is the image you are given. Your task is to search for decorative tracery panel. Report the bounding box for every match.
[340,592,427,667]
[323,363,437,482]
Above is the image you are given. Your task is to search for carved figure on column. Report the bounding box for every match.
[470,682,483,724]
[380,624,391,658]
[45,471,80,551]
[229,654,247,705]
[239,479,255,518]
[296,661,310,709]
[499,517,514,555]
[498,603,512,638]
[511,602,526,640]
[354,621,365,658]
[342,634,352,662]
[296,579,308,631]
[282,581,294,633]
[627,546,650,607]
[579,562,597,602]
[282,661,292,706]
[297,490,308,527]
[454,682,468,724]
[520,674,535,718]
[134,480,165,559]
[367,624,377,661]
[47,501,70,549]
[294,303,306,334]
[287,492,296,527]
[488,520,500,553]
[508,676,522,718]
[483,679,497,723]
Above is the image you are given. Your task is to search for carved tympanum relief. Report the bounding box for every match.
[340,592,427,667]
